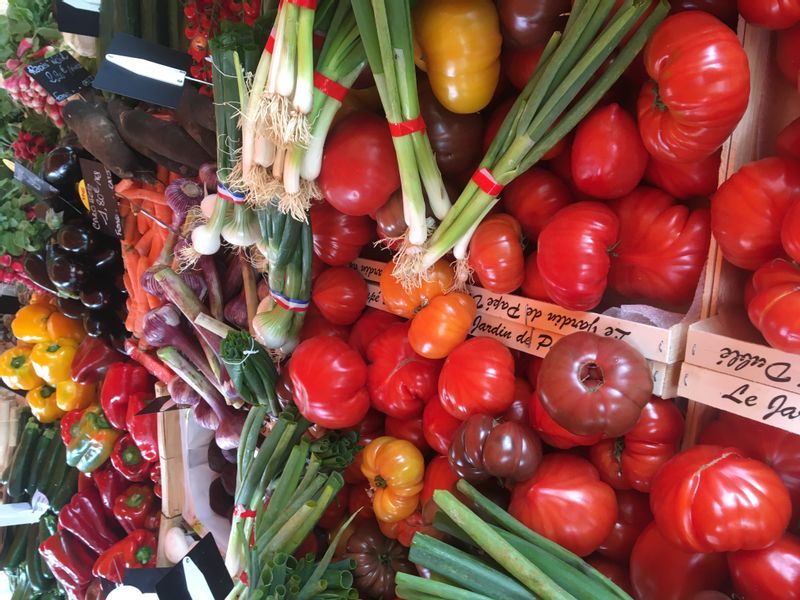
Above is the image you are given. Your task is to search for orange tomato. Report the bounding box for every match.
[380,259,454,319]
[409,293,476,359]
[361,436,425,523]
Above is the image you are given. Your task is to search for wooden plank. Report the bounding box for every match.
[157,408,186,519]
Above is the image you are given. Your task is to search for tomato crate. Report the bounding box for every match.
[352,257,685,398]
[681,19,800,443]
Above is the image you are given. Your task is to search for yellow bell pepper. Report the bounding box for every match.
[413,0,502,114]
[30,338,78,385]
[0,346,45,391]
[56,379,96,411]
[46,312,86,344]
[29,292,57,307]
[11,304,54,344]
[27,384,65,423]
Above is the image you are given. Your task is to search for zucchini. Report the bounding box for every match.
[26,523,47,591]
[48,468,78,511]
[25,428,56,496]
[42,445,67,501]
[2,525,31,570]
[32,434,63,500]
[7,419,40,500]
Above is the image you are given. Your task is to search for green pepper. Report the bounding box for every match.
[66,405,121,473]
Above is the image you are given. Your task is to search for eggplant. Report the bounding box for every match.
[57,296,88,319]
[91,245,122,272]
[207,442,226,474]
[79,285,116,310]
[22,252,57,294]
[42,146,87,212]
[208,477,234,519]
[56,223,97,254]
[82,310,121,338]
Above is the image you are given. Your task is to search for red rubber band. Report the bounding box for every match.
[239,571,249,586]
[234,505,257,519]
[388,115,426,137]
[313,31,326,49]
[471,167,504,196]
[314,72,348,102]
[288,0,316,8]
[265,31,276,54]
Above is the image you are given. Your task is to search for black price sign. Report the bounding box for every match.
[54,0,100,37]
[25,51,93,102]
[79,159,123,239]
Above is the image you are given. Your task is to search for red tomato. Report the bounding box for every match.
[503,378,533,425]
[438,337,516,420]
[343,409,384,484]
[711,157,800,270]
[596,490,652,564]
[366,322,441,419]
[585,555,633,596]
[349,309,402,358]
[630,523,728,600]
[783,201,800,262]
[468,214,526,294]
[537,201,619,311]
[422,395,462,455]
[520,252,552,301]
[637,12,749,163]
[348,484,376,521]
[380,259,454,319]
[777,23,800,87]
[502,45,543,90]
[319,112,400,216]
[700,410,800,516]
[738,0,800,29]
[409,293,476,359]
[650,445,792,553]
[501,168,572,239]
[644,150,721,200]
[590,399,684,493]
[310,202,374,266]
[509,453,618,556]
[529,391,603,449]
[571,104,648,199]
[608,187,710,306]
[299,305,350,341]
[379,510,441,548]
[311,267,368,326]
[728,533,800,600]
[288,336,370,429]
[385,415,431,455]
[777,116,800,162]
[747,259,800,353]
[420,455,459,510]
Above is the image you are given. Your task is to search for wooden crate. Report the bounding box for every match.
[681,19,800,444]
[353,258,684,398]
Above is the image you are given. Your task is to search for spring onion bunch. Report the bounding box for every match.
[392,0,669,288]
[351,0,449,248]
[225,406,357,598]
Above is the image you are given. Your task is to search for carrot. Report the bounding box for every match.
[135,228,155,256]
[115,179,138,194]
[145,292,161,311]
[119,188,170,206]
[137,210,149,236]
[123,214,137,243]
[169,171,181,183]
[153,201,173,226]
[148,232,164,264]
[156,164,169,186]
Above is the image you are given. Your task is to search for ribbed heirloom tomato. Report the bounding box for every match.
[422,395,462,455]
[738,0,800,29]
[310,202,374,266]
[380,259,454,319]
[311,267,368,326]
[747,259,800,353]
[529,391,603,449]
[468,214,526,294]
[728,533,800,600]
[361,436,425,523]
[501,168,572,240]
[438,337,515,420]
[509,453,618,556]
[650,445,792,553]
[408,292,476,359]
[596,490,652,564]
[637,11,750,163]
[644,150,721,200]
[348,309,401,359]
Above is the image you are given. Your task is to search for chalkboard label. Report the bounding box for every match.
[54,0,100,37]
[25,51,93,102]
[79,159,123,239]
[10,161,58,197]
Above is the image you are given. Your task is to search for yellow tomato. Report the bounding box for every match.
[361,436,425,523]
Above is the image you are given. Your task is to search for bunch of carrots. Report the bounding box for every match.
[116,165,177,338]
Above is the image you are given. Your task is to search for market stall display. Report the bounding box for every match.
[0,1,799,599]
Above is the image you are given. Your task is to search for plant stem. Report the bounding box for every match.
[395,573,495,600]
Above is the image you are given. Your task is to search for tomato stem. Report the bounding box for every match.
[374,475,388,488]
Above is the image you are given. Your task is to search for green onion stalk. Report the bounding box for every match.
[251,204,312,354]
[352,0,449,249]
[392,0,669,289]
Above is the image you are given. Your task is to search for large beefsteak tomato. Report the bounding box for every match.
[644,150,721,200]
[728,533,800,600]
[468,214,526,294]
[366,322,441,419]
[529,391,603,449]
[571,104,648,200]
[422,394,462,455]
[409,292,476,359]
[630,523,728,600]
[311,267,368,326]
[385,415,431,455]
[637,11,749,163]
[738,0,800,29]
[589,398,684,492]
[310,202,374,266]
[380,259,454,319]
[747,258,800,353]
[608,187,710,306]
[520,252,552,301]
[348,309,402,358]
[501,168,572,240]
[777,23,800,88]
[509,453,618,556]
[289,335,370,429]
[438,337,515,420]
[650,445,792,553]
[537,201,619,311]
[711,157,800,270]
[596,490,652,564]
[537,332,653,438]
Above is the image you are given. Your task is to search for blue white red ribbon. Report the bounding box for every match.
[217,183,246,204]
[270,288,309,312]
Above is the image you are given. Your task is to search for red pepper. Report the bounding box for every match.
[58,487,122,553]
[61,408,86,445]
[94,465,128,521]
[125,339,175,383]
[39,530,97,596]
[100,362,154,430]
[92,529,157,583]
[126,391,159,462]
[111,433,153,482]
[113,484,156,533]
[144,509,161,531]
[77,472,93,493]
[149,462,162,498]
[71,337,122,384]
